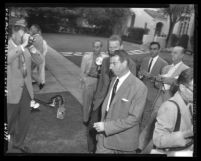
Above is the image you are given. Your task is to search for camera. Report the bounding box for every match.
[27,36,35,47]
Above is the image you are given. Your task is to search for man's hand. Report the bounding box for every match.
[162,77,176,85]
[21,33,30,48]
[175,131,193,147]
[93,122,105,132]
[141,69,151,78]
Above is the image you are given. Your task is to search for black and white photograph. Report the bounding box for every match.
[4,4,196,156]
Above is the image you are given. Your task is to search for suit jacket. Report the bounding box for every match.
[100,73,147,151]
[140,56,168,102]
[153,92,193,148]
[80,52,108,87]
[7,39,43,104]
[92,56,137,111]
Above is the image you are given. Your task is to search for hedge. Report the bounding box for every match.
[178,34,189,49]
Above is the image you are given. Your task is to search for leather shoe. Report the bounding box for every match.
[39,83,45,90]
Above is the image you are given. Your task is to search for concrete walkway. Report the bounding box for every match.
[33,45,83,105]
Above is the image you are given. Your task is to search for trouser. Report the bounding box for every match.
[7,85,31,149]
[87,107,101,153]
[96,134,136,154]
[82,82,97,123]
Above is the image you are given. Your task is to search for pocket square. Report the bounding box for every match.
[121,98,129,102]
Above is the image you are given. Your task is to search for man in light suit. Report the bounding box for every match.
[94,50,147,153]
[87,35,137,153]
[7,19,43,153]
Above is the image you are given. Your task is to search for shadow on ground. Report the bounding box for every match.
[25,91,87,153]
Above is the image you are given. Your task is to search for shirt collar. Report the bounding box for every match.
[117,70,131,83]
[172,61,182,68]
[151,55,159,62]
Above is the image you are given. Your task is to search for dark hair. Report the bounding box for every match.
[31,24,41,33]
[112,50,129,66]
[170,68,193,95]
[108,34,122,45]
[150,41,160,49]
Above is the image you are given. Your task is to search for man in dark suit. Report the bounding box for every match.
[87,35,136,153]
[93,50,147,153]
[137,42,168,152]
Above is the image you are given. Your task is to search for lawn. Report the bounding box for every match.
[43,33,193,69]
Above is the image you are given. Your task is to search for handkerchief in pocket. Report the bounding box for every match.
[121,98,129,102]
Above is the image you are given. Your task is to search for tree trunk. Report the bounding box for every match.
[165,21,175,48]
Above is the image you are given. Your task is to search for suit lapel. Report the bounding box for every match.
[150,57,160,75]
[109,74,134,109]
[101,77,116,118]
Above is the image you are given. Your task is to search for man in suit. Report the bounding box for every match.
[138,42,168,130]
[80,40,107,124]
[137,46,190,154]
[93,50,147,153]
[7,19,43,153]
[87,35,136,153]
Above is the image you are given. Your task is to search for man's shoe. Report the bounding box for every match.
[39,83,45,90]
[30,100,40,112]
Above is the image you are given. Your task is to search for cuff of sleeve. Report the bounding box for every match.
[20,45,25,52]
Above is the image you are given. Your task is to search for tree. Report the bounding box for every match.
[160,4,194,48]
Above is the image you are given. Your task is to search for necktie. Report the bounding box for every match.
[147,58,153,73]
[105,79,119,119]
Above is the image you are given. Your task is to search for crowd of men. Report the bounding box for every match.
[80,35,193,155]
[6,19,193,156]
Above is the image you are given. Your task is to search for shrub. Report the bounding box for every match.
[190,35,194,51]
[123,27,146,44]
[178,34,189,49]
[170,34,178,47]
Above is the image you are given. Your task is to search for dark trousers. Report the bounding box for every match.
[7,85,31,148]
[87,106,101,153]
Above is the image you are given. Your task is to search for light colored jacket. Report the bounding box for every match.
[100,73,147,151]
[7,39,43,104]
[153,92,193,148]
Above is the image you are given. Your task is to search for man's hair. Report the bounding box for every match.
[150,41,160,49]
[108,34,122,45]
[93,40,103,47]
[112,50,129,66]
[170,68,193,95]
[31,24,41,33]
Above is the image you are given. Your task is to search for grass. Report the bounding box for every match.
[7,91,88,153]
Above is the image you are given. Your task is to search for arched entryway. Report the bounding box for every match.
[154,22,163,36]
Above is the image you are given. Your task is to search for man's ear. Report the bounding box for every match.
[179,84,185,92]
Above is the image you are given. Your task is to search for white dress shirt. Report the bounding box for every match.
[162,61,182,90]
[149,55,159,73]
[106,70,131,111]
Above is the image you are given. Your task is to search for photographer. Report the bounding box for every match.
[29,24,46,90]
[151,68,194,156]
[7,19,43,153]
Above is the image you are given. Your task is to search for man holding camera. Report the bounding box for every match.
[7,19,43,153]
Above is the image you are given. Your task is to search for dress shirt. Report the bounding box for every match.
[106,70,131,111]
[149,55,159,73]
[162,61,182,90]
